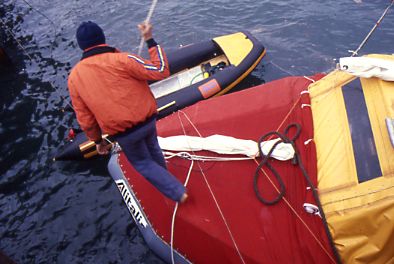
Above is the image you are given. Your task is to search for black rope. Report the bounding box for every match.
[253,123,342,264]
[253,123,301,205]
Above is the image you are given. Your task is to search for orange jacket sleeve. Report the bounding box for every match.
[124,44,170,81]
[68,78,102,142]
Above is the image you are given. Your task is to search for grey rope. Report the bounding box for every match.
[350,0,394,56]
[137,0,158,56]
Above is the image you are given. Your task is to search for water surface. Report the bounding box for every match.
[1,0,393,263]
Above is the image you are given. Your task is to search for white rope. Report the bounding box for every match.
[303,76,316,83]
[164,151,253,162]
[349,0,393,57]
[174,111,247,264]
[193,155,247,264]
[170,158,194,264]
[137,0,158,56]
[167,149,255,263]
[300,90,310,95]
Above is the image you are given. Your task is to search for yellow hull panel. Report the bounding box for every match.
[309,54,394,263]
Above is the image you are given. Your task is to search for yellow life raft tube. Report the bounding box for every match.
[309,54,394,264]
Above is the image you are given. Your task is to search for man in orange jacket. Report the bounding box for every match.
[68,21,187,202]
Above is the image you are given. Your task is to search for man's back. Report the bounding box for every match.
[68,44,169,138]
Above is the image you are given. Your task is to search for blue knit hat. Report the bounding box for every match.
[76,21,106,50]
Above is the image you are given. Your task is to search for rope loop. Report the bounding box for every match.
[253,123,301,205]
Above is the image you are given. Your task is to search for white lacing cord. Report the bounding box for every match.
[300,90,310,95]
[164,151,254,162]
[303,76,316,83]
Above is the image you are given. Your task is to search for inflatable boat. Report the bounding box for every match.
[54,31,266,161]
[108,54,394,263]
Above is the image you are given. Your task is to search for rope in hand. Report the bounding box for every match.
[168,156,194,264]
[137,0,158,56]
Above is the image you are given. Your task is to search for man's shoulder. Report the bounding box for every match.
[113,51,136,60]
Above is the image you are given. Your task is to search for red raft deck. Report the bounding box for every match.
[111,74,339,263]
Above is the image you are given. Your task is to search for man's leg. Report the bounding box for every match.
[144,121,168,169]
[115,127,185,202]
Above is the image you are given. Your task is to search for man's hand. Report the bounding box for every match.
[96,139,110,155]
[138,22,153,41]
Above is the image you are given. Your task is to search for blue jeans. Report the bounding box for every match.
[114,117,185,202]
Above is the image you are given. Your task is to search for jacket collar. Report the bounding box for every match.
[81,44,117,60]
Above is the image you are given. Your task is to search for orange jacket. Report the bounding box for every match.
[68,43,169,142]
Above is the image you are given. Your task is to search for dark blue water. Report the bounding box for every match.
[0,0,393,263]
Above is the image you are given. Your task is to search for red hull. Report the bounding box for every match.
[119,74,337,263]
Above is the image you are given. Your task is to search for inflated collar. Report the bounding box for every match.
[81,46,117,60]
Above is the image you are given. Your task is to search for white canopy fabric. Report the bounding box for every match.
[339,57,394,81]
[157,135,295,161]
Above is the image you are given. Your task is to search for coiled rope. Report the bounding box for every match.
[254,123,301,205]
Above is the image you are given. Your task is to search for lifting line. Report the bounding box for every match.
[169,110,247,264]
[137,0,158,56]
[350,0,394,56]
